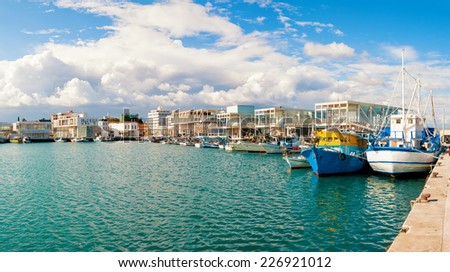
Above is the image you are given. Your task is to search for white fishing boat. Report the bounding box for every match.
[224,141,266,153]
[71,137,89,142]
[366,50,442,175]
[259,142,283,154]
[195,141,219,148]
[283,154,310,169]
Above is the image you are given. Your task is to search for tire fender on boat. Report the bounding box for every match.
[339,153,346,160]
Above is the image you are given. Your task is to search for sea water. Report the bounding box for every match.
[0,142,424,252]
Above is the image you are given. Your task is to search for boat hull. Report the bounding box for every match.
[283,155,310,169]
[195,142,219,148]
[301,146,366,176]
[225,142,266,153]
[366,147,438,175]
[259,143,283,154]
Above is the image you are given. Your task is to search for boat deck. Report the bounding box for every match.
[388,153,450,251]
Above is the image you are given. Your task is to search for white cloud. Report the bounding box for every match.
[1,0,450,121]
[243,0,273,8]
[46,78,100,106]
[303,42,356,59]
[296,21,334,28]
[158,83,191,92]
[295,21,344,36]
[381,45,419,61]
[22,28,70,35]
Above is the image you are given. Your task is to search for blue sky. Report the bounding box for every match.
[1,0,449,123]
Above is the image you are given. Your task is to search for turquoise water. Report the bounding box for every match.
[1,142,424,252]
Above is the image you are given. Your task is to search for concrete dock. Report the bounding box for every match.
[388,153,450,251]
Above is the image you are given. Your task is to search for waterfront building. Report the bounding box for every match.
[166,110,178,137]
[168,109,218,137]
[314,100,398,132]
[97,117,113,139]
[12,119,53,142]
[0,122,13,137]
[120,109,141,123]
[108,122,140,140]
[51,111,97,140]
[254,107,314,139]
[212,105,255,139]
[139,123,150,140]
[148,106,170,136]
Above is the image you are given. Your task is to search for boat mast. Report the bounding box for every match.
[430,90,438,136]
[401,49,406,141]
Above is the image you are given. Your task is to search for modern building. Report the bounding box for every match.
[314,100,399,133]
[254,107,314,139]
[0,122,13,137]
[212,105,255,139]
[168,109,218,137]
[96,117,113,139]
[108,122,140,140]
[148,106,171,136]
[12,119,53,142]
[51,111,97,140]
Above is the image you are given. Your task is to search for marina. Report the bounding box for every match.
[388,153,450,251]
[1,54,447,252]
[0,141,430,252]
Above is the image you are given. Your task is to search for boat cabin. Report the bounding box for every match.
[316,130,367,148]
[388,114,425,149]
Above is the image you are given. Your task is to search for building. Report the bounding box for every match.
[108,122,140,140]
[314,100,399,132]
[12,119,53,142]
[148,106,171,136]
[212,105,255,139]
[255,107,314,139]
[97,117,113,139]
[168,109,218,137]
[0,122,12,137]
[51,111,97,140]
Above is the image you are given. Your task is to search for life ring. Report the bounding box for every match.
[339,153,346,160]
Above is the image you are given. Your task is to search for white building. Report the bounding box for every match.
[212,105,255,139]
[255,107,313,138]
[314,100,398,132]
[108,122,140,140]
[12,120,53,142]
[51,111,97,139]
[148,106,171,136]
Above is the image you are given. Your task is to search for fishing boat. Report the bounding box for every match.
[224,141,266,153]
[366,51,442,175]
[9,135,27,143]
[283,153,310,169]
[71,137,89,142]
[194,141,219,148]
[259,142,283,154]
[301,129,368,176]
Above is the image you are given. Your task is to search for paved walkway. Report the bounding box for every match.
[388,153,450,251]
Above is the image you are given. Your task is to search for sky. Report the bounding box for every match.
[1,0,450,124]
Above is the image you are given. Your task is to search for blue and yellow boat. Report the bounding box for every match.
[301,129,368,176]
